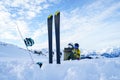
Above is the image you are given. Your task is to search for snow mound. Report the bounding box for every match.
[0,58,120,80]
[0,42,31,58]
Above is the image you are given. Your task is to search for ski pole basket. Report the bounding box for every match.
[24,38,34,47]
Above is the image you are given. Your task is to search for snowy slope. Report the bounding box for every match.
[0,42,120,80]
[0,42,47,62]
[0,42,29,58]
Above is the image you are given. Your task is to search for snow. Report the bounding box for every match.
[0,42,120,80]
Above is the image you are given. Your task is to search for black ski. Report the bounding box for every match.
[47,14,53,64]
[54,11,61,64]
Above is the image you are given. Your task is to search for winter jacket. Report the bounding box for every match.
[72,49,81,59]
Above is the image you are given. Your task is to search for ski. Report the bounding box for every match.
[54,11,61,64]
[47,14,53,64]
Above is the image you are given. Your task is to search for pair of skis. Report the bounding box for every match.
[47,11,61,64]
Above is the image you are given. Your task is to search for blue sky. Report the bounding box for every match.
[0,0,120,50]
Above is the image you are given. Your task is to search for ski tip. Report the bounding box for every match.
[55,11,60,15]
[48,14,53,19]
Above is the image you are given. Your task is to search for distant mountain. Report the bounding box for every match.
[81,47,120,59]
[100,48,120,58]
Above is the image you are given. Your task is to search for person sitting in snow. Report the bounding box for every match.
[64,43,81,60]
[71,43,81,60]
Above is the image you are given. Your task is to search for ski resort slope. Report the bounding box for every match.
[0,42,120,80]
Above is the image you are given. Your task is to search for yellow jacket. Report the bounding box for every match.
[72,49,81,59]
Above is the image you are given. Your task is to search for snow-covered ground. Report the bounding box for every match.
[0,42,120,80]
